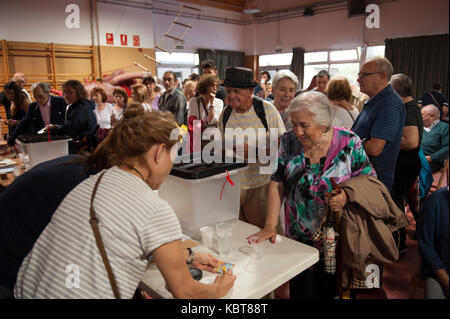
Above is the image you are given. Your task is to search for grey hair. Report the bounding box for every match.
[286,91,332,129]
[367,57,393,81]
[31,82,51,94]
[272,70,299,91]
[423,104,441,119]
[390,73,413,98]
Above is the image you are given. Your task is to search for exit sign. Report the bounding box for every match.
[176,45,184,49]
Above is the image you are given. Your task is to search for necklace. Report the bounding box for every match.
[130,167,145,181]
[304,131,331,159]
[123,163,146,181]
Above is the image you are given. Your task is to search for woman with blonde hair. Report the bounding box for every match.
[15,107,236,299]
[326,76,359,128]
[131,84,151,111]
[183,80,197,102]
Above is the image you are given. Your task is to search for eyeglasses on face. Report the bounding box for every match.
[357,71,382,79]
[358,72,383,79]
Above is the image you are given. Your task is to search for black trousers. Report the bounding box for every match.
[289,261,337,299]
[391,152,421,211]
[391,152,421,249]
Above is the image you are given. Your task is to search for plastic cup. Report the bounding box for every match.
[200,226,214,248]
[248,237,262,260]
[216,222,233,257]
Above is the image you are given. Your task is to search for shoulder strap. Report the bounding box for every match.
[222,97,268,132]
[252,96,269,132]
[89,171,121,299]
[344,107,356,122]
[428,92,442,109]
[222,105,233,133]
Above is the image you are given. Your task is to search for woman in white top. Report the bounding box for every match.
[131,84,151,111]
[111,87,128,126]
[187,74,223,128]
[91,87,114,129]
[14,107,236,299]
[326,76,359,129]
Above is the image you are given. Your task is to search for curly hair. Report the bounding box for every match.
[90,87,107,103]
[196,74,218,96]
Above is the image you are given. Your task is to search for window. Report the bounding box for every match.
[366,45,385,60]
[258,53,293,82]
[155,52,199,82]
[329,63,360,85]
[155,52,199,65]
[330,49,358,62]
[304,51,327,64]
[303,46,385,89]
[259,53,293,67]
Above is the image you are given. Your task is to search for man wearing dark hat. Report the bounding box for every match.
[219,67,285,229]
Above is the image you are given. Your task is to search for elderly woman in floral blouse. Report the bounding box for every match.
[249,91,376,299]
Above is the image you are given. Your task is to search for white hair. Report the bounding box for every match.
[272,70,299,91]
[423,104,441,120]
[286,91,332,129]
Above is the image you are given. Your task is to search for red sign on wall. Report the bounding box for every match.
[120,34,128,46]
[133,35,140,47]
[106,33,114,45]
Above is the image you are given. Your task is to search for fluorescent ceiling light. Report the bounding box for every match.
[243,0,260,14]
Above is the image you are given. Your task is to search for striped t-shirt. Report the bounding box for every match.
[14,166,182,299]
[219,100,286,189]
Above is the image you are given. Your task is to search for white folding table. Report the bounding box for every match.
[140,220,319,299]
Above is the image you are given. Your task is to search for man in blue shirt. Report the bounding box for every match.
[352,57,405,191]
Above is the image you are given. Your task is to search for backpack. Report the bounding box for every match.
[221,96,268,133]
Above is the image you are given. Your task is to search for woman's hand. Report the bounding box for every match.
[247,224,277,244]
[212,268,236,298]
[326,191,347,212]
[192,252,219,273]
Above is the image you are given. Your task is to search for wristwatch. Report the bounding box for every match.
[186,248,195,264]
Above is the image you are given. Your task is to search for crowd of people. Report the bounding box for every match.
[0,56,448,300]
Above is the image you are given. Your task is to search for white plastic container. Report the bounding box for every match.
[159,163,247,240]
[17,135,71,168]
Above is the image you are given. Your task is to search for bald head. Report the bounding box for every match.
[357,57,393,98]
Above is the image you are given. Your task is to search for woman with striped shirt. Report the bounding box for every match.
[14,106,235,299]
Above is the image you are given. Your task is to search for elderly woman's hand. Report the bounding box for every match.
[326,191,347,212]
[247,224,277,244]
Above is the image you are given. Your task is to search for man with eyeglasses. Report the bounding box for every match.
[7,82,66,146]
[351,57,405,192]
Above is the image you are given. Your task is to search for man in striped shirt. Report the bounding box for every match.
[219,67,285,229]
